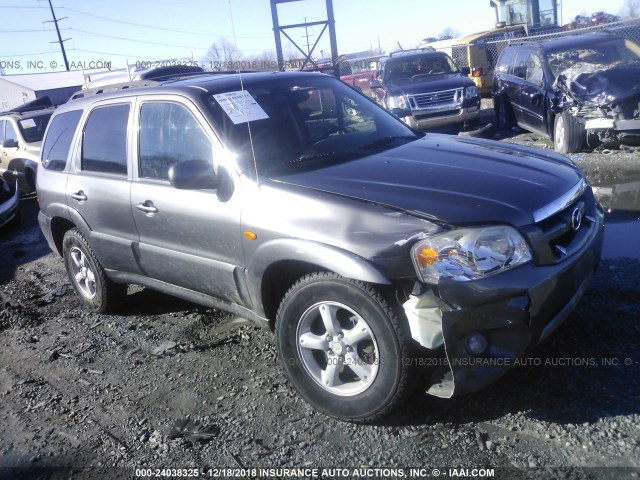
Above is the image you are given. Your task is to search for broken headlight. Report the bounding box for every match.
[411,226,532,284]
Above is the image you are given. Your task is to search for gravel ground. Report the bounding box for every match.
[0,102,639,480]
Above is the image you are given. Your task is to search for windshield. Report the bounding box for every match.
[18,113,52,143]
[383,54,457,81]
[547,38,640,79]
[206,75,419,179]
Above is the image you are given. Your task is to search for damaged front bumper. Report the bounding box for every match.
[403,205,604,399]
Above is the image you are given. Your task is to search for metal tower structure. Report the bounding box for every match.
[270,0,340,77]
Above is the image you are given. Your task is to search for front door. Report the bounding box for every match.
[130,97,244,304]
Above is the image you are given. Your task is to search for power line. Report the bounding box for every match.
[1,50,61,58]
[0,5,47,8]
[68,28,210,51]
[70,48,160,61]
[59,6,271,39]
[0,28,69,33]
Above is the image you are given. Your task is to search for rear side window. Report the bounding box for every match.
[41,110,83,172]
[82,104,130,175]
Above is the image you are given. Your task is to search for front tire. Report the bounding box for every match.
[62,229,126,313]
[554,111,585,154]
[495,97,514,130]
[275,272,413,422]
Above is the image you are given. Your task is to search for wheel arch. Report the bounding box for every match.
[248,238,392,327]
[48,206,92,256]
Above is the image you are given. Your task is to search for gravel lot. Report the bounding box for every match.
[0,101,639,480]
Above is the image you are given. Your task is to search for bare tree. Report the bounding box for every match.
[438,27,461,40]
[201,38,242,71]
[619,0,640,19]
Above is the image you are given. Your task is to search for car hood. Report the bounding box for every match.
[385,74,473,96]
[273,135,583,227]
[558,61,640,107]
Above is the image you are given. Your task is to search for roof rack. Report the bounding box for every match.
[68,70,260,101]
[1,96,54,114]
[69,80,160,101]
[389,46,436,57]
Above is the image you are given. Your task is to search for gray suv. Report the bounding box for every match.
[37,71,603,422]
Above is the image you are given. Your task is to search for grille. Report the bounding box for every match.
[410,89,462,109]
[536,190,597,262]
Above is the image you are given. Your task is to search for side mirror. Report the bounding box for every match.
[460,67,471,76]
[169,160,219,190]
[2,139,18,148]
[370,79,382,89]
[389,108,412,119]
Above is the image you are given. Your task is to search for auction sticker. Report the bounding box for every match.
[213,90,268,124]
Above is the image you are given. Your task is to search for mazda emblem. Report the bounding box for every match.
[571,207,583,231]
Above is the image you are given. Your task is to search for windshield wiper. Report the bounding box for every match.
[292,152,345,163]
[359,135,417,151]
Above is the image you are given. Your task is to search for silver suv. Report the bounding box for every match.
[0,99,54,193]
[38,72,603,422]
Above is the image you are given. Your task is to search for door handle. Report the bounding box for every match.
[70,191,87,202]
[136,201,158,215]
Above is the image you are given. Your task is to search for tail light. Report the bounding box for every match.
[472,67,483,77]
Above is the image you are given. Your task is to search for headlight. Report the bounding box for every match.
[465,86,478,98]
[411,226,532,284]
[386,95,407,110]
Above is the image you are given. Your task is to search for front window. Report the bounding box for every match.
[384,55,457,82]
[138,102,212,181]
[547,38,640,79]
[206,75,418,179]
[18,113,52,143]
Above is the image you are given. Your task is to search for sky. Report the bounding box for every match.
[0,0,631,75]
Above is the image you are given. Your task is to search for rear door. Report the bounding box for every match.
[129,95,244,303]
[508,49,531,125]
[518,51,547,134]
[65,100,141,274]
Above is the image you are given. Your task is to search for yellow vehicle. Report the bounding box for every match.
[449,25,529,94]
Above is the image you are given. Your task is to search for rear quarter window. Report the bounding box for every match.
[41,110,83,172]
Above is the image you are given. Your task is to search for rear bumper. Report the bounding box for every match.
[38,211,58,253]
[425,205,604,398]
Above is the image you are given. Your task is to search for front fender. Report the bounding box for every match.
[246,238,391,317]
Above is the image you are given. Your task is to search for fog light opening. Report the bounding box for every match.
[465,332,488,356]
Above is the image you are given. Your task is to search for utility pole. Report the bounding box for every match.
[45,0,70,71]
[302,17,313,56]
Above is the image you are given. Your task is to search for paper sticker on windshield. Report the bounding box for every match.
[213,91,268,124]
[20,119,36,129]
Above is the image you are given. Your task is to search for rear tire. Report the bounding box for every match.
[62,229,127,313]
[554,111,585,154]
